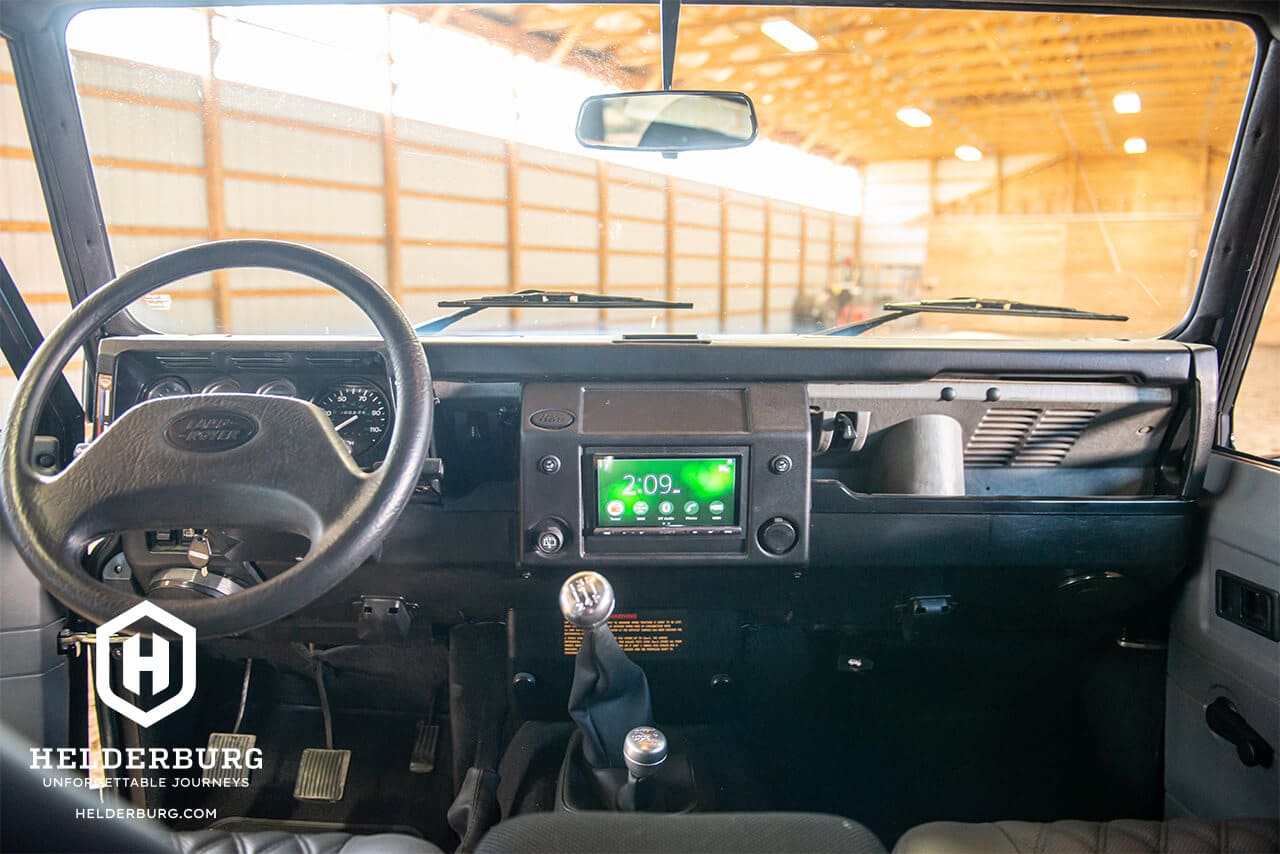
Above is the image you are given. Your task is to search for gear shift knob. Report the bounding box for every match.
[560,571,615,629]
[623,726,668,781]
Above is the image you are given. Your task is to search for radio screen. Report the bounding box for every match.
[595,456,738,528]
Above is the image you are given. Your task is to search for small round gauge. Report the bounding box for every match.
[144,376,191,400]
[314,381,391,457]
[256,378,298,397]
[202,377,241,394]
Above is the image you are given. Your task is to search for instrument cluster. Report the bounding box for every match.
[130,361,394,466]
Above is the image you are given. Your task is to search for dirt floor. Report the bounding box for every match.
[1235,345,1280,459]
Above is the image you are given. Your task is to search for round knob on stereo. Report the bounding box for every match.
[559,571,615,628]
[758,517,799,555]
[533,519,569,556]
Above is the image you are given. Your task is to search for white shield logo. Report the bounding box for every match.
[95,601,197,728]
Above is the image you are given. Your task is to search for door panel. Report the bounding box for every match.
[1165,453,1280,818]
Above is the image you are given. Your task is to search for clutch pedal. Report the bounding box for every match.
[204,659,258,787]
[293,656,351,803]
[204,733,258,787]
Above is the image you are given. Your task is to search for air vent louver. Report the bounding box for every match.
[228,353,291,369]
[304,354,367,369]
[966,407,1096,468]
[155,353,213,369]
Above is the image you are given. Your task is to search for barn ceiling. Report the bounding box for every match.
[405,4,1256,164]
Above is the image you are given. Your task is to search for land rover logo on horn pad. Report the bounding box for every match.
[164,410,258,452]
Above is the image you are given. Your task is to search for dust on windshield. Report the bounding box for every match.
[60,4,1257,339]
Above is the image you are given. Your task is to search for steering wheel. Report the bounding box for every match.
[0,240,432,637]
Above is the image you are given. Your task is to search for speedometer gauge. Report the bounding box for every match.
[314,382,391,457]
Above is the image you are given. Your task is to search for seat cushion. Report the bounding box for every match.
[173,830,444,854]
[474,812,886,854]
[893,818,1280,854]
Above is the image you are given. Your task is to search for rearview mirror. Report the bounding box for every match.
[576,91,758,152]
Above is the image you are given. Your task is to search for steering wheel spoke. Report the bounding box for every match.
[1,240,432,637]
[33,394,372,558]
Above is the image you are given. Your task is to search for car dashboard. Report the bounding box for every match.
[92,333,1213,653]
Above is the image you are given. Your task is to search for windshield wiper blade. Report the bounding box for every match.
[817,296,1128,337]
[415,289,693,334]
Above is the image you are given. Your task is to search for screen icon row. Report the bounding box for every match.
[606,499,727,518]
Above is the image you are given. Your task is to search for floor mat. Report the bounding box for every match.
[169,707,457,852]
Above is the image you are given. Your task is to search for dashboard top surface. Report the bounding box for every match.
[98,334,1204,385]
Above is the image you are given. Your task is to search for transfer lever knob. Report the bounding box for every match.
[559,570,615,629]
[623,726,668,782]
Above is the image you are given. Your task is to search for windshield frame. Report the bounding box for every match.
[2,0,1274,347]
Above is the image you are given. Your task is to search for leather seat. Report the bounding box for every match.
[473,811,887,853]
[174,830,442,854]
[892,818,1280,854]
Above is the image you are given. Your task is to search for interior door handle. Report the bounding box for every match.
[1206,697,1275,769]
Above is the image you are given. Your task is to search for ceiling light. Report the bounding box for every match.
[1113,91,1142,114]
[1123,136,1147,154]
[896,107,932,128]
[760,19,818,53]
[954,145,983,162]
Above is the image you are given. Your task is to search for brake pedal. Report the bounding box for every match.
[409,720,439,774]
[204,659,257,786]
[293,655,349,802]
[293,747,351,802]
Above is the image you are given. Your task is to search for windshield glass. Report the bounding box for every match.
[64,4,1256,338]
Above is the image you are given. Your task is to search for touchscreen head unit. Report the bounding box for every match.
[595,456,738,529]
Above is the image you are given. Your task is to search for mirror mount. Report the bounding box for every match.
[660,0,680,92]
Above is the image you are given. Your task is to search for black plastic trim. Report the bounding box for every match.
[97,336,1204,385]
[812,480,1193,515]
[1177,36,1277,344]
[3,16,120,378]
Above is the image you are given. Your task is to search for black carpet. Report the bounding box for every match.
[168,706,458,852]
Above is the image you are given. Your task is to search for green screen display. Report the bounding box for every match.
[595,457,738,528]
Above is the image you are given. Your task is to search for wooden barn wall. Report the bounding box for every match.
[0,47,856,412]
[849,148,1274,341]
[922,148,1235,337]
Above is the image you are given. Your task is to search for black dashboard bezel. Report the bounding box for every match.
[109,347,398,468]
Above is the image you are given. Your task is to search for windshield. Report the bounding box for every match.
[64,4,1257,339]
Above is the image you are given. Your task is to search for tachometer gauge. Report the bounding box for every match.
[314,382,391,457]
[144,376,191,400]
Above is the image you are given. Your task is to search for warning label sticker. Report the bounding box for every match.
[563,613,685,656]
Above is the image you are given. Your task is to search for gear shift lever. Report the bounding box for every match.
[560,571,616,630]
[560,571,653,771]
